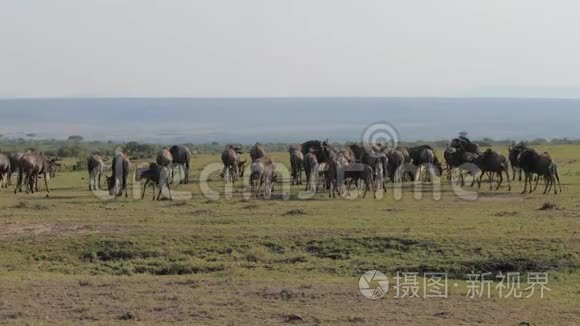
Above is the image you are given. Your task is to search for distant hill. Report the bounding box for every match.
[0,97,579,143]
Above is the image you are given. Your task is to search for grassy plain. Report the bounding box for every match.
[0,145,578,324]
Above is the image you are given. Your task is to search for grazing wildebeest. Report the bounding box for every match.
[386,149,405,183]
[508,143,528,181]
[0,154,10,188]
[136,163,172,200]
[14,152,58,194]
[342,163,376,199]
[303,152,319,192]
[289,145,304,185]
[221,144,243,183]
[106,153,130,198]
[408,145,442,182]
[87,153,105,191]
[518,149,561,194]
[250,143,266,162]
[169,145,191,184]
[250,157,275,198]
[348,144,388,189]
[473,149,511,191]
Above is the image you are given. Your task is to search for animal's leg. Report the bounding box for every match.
[28,173,35,194]
[496,171,503,190]
[543,176,550,195]
[14,170,21,193]
[43,172,50,193]
[167,181,172,200]
[505,170,511,191]
[533,174,541,193]
[141,180,148,199]
[361,180,368,199]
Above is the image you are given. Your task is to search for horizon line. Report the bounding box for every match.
[2,95,580,101]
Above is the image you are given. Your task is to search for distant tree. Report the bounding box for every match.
[459,131,469,138]
[26,133,37,138]
[67,135,84,142]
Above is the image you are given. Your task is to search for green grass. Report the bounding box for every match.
[0,145,578,323]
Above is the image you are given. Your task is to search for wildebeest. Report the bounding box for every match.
[396,146,411,163]
[8,152,27,189]
[303,152,319,192]
[408,145,442,182]
[249,157,275,198]
[444,145,479,186]
[518,149,561,194]
[386,149,405,183]
[349,144,388,189]
[250,143,266,162]
[106,152,130,198]
[316,162,329,190]
[0,154,10,188]
[508,142,528,181]
[87,153,105,191]
[156,148,174,183]
[289,145,304,185]
[301,140,336,164]
[14,152,58,194]
[169,145,191,184]
[342,163,377,198]
[156,148,173,167]
[340,147,355,163]
[451,136,480,154]
[136,163,172,200]
[221,144,243,183]
[325,158,340,198]
[473,149,511,191]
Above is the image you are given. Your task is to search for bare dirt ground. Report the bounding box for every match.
[1,275,577,325]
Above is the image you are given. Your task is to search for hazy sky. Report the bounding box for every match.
[1,1,580,98]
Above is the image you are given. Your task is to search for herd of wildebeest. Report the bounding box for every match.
[0,137,562,200]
